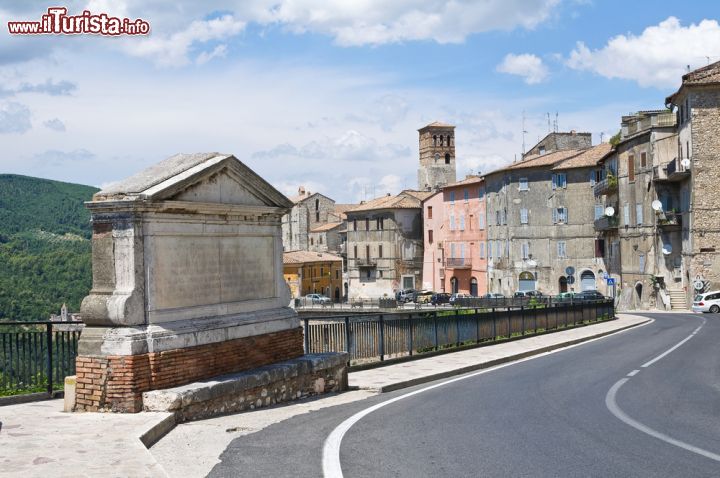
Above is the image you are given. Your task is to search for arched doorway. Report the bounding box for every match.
[470,277,478,296]
[334,287,340,302]
[450,277,459,294]
[635,283,643,305]
[559,276,568,293]
[580,270,596,291]
[518,271,535,291]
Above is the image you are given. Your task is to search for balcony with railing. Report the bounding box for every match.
[593,175,618,197]
[657,212,683,230]
[622,111,676,139]
[354,257,377,267]
[654,158,690,182]
[594,215,619,231]
[444,257,472,269]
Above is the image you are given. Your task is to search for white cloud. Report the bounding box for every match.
[264,0,560,46]
[566,17,720,88]
[33,149,95,166]
[496,53,549,84]
[125,15,246,67]
[43,118,66,132]
[252,130,411,162]
[0,101,31,133]
[378,174,402,194]
[196,44,228,65]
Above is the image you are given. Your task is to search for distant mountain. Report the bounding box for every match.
[0,175,99,321]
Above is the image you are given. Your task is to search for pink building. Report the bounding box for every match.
[422,176,488,295]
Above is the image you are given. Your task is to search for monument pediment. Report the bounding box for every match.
[94,153,293,210]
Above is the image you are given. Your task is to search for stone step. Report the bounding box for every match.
[142,353,348,422]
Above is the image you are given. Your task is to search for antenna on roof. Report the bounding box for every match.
[554,112,559,133]
[600,132,605,143]
[547,113,551,133]
[707,56,711,65]
[521,110,527,155]
[687,64,691,72]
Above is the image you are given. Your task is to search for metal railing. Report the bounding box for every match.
[302,299,615,365]
[0,321,82,396]
[445,257,472,268]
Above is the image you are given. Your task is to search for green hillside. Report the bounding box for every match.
[0,175,99,321]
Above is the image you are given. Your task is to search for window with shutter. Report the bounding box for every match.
[557,241,566,258]
[450,191,455,204]
[595,204,604,220]
[480,243,485,258]
[488,241,492,259]
[450,215,455,230]
[551,174,557,190]
[519,178,528,191]
[478,214,485,229]
[459,215,465,231]
[520,208,528,224]
[636,204,643,225]
[628,155,635,181]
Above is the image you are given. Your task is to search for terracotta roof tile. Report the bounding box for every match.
[552,143,613,170]
[310,222,343,233]
[444,175,483,188]
[348,192,422,213]
[283,250,342,264]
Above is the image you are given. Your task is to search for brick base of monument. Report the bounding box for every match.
[74,327,304,412]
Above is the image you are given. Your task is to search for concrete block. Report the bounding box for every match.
[64,375,76,412]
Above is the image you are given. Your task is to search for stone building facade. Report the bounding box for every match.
[418,121,457,190]
[525,131,592,156]
[421,176,488,295]
[281,188,337,252]
[484,143,612,296]
[596,110,680,310]
[666,61,720,305]
[346,191,431,298]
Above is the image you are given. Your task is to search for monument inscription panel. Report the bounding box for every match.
[149,235,275,311]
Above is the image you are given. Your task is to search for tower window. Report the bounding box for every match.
[439,135,444,146]
[445,153,450,164]
[433,135,437,146]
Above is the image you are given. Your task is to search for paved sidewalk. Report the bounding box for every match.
[0,314,650,478]
[0,399,172,477]
[350,314,650,391]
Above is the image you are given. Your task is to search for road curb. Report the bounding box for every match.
[374,317,652,393]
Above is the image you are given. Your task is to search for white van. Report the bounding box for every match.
[692,290,720,313]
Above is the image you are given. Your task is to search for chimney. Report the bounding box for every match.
[570,130,576,135]
[298,186,306,196]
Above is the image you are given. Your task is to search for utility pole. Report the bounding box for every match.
[522,110,527,155]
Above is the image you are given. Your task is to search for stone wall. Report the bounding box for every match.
[75,328,304,412]
[143,354,348,422]
[689,87,720,292]
[526,132,591,156]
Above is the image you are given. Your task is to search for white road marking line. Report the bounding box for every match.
[606,378,720,463]
[627,370,640,377]
[322,318,654,478]
[641,317,706,368]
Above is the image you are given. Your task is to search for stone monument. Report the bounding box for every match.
[75,153,347,413]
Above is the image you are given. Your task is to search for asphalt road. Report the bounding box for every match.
[209,313,720,477]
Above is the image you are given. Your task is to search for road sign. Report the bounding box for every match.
[567,275,575,285]
[565,266,575,276]
[603,272,609,280]
[606,278,615,285]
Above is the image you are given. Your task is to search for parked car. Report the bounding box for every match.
[554,292,576,300]
[482,293,505,299]
[449,293,472,305]
[692,290,720,313]
[413,290,434,304]
[304,293,331,305]
[574,290,606,301]
[431,292,452,305]
[396,289,416,303]
[514,290,543,298]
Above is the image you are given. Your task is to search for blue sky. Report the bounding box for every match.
[1,1,719,202]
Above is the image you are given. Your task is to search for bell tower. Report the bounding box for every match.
[418,121,457,190]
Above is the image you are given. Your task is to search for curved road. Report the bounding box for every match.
[210,313,720,477]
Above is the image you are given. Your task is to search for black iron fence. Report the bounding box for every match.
[302,299,615,365]
[0,321,82,397]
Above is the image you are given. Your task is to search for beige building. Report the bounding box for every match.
[485,137,612,296]
[346,190,431,299]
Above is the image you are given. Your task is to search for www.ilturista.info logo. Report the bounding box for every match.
[7,7,150,35]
